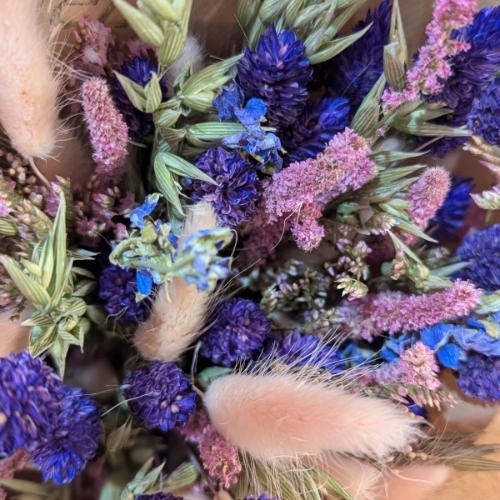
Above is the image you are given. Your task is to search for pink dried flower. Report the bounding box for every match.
[199,429,242,488]
[339,280,480,340]
[375,342,441,391]
[81,78,129,183]
[74,18,114,71]
[263,128,377,251]
[180,410,211,444]
[403,167,451,245]
[383,0,477,109]
[0,449,30,500]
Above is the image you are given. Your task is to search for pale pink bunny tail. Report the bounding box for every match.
[134,202,218,361]
[0,0,59,159]
[204,372,421,462]
[376,464,451,500]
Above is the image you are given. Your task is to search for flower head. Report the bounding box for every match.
[98,265,151,324]
[113,57,167,138]
[123,361,196,432]
[468,76,500,145]
[237,24,312,130]
[338,280,480,340]
[282,98,351,163]
[455,224,500,291]
[428,177,473,241]
[214,83,245,121]
[31,386,101,485]
[325,0,391,110]
[456,352,500,402]
[243,494,278,500]
[266,332,344,374]
[0,352,63,456]
[81,78,130,183]
[200,298,271,367]
[191,147,260,226]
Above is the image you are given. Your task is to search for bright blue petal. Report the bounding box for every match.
[437,343,462,369]
[136,270,153,296]
[129,193,161,229]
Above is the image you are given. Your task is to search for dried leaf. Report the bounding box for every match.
[160,152,217,184]
[144,72,163,113]
[114,72,147,112]
[140,0,180,22]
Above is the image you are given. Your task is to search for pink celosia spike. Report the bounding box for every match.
[81,78,129,183]
[0,450,30,500]
[262,128,377,251]
[338,280,480,340]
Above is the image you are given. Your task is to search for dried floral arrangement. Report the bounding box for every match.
[2,0,500,499]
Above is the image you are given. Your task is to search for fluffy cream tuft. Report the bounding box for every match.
[166,35,205,94]
[0,0,60,159]
[204,372,421,462]
[134,202,218,361]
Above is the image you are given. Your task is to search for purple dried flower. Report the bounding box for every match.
[325,0,391,110]
[113,57,167,138]
[266,332,344,374]
[200,298,271,367]
[191,147,260,227]
[282,98,350,163]
[237,24,312,131]
[468,76,500,145]
[123,362,196,432]
[98,265,150,324]
[135,494,184,500]
[243,494,279,500]
[0,352,63,456]
[456,352,500,402]
[31,386,101,485]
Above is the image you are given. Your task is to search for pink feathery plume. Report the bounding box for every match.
[403,166,451,245]
[263,128,377,251]
[338,280,480,340]
[383,0,478,110]
[0,450,30,500]
[81,78,129,183]
[374,342,441,391]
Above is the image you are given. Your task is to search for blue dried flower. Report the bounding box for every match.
[0,352,63,456]
[200,298,271,367]
[428,177,472,241]
[243,494,278,500]
[214,83,245,121]
[455,224,500,291]
[468,76,500,145]
[282,98,351,163]
[31,386,101,485]
[99,265,150,324]
[266,332,344,374]
[324,0,391,110]
[136,494,184,500]
[123,362,196,432]
[175,228,233,292]
[113,57,167,138]
[237,24,312,130]
[456,352,500,402]
[191,147,260,226]
[129,193,161,229]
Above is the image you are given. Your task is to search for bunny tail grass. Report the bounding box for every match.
[0,0,60,160]
[34,128,94,185]
[204,371,421,462]
[134,202,218,361]
[0,310,30,358]
[376,464,451,500]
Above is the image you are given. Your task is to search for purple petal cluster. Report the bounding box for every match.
[427,177,472,241]
[243,494,278,500]
[324,0,391,110]
[0,352,63,456]
[457,352,500,402]
[191,147,260,227]
[282,98,351,163]
[123,361,196,432]
[113,57,167,138]
[200,298,271,367]
[455,224,500,291]
[468,76,500,145]
[99,265,150,324]
[266,332,344,374]
[237,24,312,131]
[31,386,101,485]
